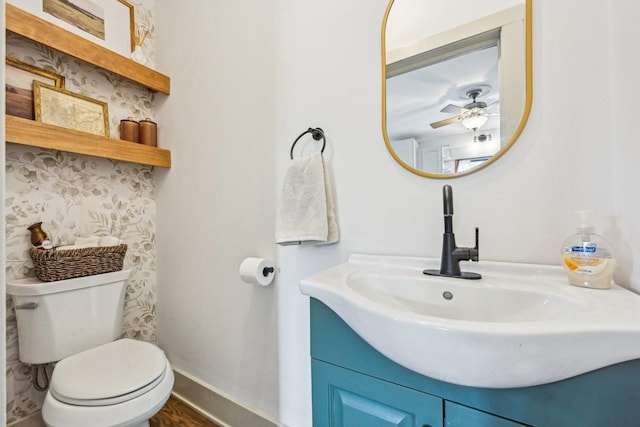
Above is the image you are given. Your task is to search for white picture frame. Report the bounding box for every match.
[8,0,135,57]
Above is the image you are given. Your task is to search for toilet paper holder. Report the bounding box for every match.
[239,257,276,286]
[263,266,275,277]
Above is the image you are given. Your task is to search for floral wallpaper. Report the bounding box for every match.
[5,1,158,422]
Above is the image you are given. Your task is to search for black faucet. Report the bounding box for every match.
[424,185,481,280]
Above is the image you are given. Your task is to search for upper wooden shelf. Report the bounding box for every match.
[6,4,170,95]
[6,115,171,168]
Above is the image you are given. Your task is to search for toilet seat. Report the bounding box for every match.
[43,359,173,427]
[50,338,167,406]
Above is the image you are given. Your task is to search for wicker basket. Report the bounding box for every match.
[29,244,127,282]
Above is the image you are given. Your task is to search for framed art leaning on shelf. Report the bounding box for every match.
[5,57,65,120]
[34,81,110,137]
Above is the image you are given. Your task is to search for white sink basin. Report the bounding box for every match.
[300,254,640,388]
[347,272,588,323]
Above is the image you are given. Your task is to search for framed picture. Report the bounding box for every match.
[34,81,110,137]
[6,57,65,120]
[7,0,135,56]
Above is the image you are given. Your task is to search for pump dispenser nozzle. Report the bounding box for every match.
[574,210,595,241]
[575,210,594,233]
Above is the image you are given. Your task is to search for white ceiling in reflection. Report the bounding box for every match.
[385,45,500,144]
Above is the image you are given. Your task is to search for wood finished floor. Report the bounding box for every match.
[150,396,222,427]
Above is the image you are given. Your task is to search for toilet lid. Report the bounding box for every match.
[50,338,167,406]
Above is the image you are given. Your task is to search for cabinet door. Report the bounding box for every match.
[445,401,529,427]
[313,360,443,427]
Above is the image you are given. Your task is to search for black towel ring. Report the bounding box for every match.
[290,127,326,160]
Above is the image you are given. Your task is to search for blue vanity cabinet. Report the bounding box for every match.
[443,402,528,427]
[313,359,526,427]
[310,298,640,427]
[313,359,443,426]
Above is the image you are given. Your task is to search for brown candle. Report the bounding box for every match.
[139,118,157,147]
[119,118,139,143]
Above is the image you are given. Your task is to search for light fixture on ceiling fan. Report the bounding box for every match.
[461,102,489,131]
[474,133,492,143]
[430,88,498,132]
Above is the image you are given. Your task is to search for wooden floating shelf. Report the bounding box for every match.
[6,3,170,95]
[6,4,172,167]
[6,115,171,168]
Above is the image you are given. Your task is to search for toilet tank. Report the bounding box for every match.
[7,270,131,364]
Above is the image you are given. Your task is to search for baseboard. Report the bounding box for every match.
[8,368,278,427]
[8,411,45,427]
[171,367,279,427]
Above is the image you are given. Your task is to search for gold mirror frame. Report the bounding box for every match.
[381,0,533,179]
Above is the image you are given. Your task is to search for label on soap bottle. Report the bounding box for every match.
[563,244,611,275]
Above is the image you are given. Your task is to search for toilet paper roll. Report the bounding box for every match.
[239,257,275,286]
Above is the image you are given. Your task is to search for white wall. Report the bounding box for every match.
[154,1,638,426]
[611,0,640,291]
[155,0,279,419]
[386,0,523,51]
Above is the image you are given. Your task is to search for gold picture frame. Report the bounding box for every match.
[118,0,136,52]
[5,57,65,120]
[34,81,110,137]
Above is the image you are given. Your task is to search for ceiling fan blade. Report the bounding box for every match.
[486,100,500,110]
[440,104,467,115]
[430,116,462,129]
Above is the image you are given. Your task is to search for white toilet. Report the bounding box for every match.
[7,269,174,427]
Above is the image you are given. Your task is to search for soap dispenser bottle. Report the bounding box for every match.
[561,210,616,289]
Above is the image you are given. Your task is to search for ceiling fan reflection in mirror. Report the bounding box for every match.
[430,88,499,132]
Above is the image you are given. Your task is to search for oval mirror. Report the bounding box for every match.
[382,0,532,178]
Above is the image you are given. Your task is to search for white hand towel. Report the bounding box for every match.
[276,152,339,245]
[323,161,339,245]
[56,244,93,251]
[99,236,121,246]
[74,236,100,246]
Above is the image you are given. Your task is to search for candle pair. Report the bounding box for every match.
[120,117,157,147]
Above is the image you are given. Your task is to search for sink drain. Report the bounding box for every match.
[442,291,453,300]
